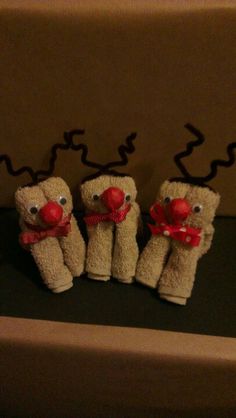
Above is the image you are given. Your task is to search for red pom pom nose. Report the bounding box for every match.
[39,201,63,226]
[101,187,125,211]
[168,198,191,223]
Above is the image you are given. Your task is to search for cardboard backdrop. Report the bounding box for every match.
[0,0,236,214]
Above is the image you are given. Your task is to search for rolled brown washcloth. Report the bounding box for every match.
[81,174,140,284]
[136,180,220,305]
[15,177,86,293]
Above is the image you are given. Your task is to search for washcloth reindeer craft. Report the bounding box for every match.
[67,130,140,284]
[0,131,86,293]
[136,124,236,305]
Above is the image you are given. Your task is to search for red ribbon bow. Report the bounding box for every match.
[148,203,201,247]
[84,204,131,226]
[20,214,72,246]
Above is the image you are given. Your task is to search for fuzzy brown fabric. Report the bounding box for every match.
[136,180,220,305]
[135,234,170,289]
[86,221,114,281]
[81,174,140,284]
[15,177,85,293]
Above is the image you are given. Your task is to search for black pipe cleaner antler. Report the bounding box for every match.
[0,154,38,183]
[172,123,236,187]
[0,129,137,185]
[103,132,137,170]
[203,141,236,183]
[35,129,85,182]
[0,129,85,185]
[66,130,137,182]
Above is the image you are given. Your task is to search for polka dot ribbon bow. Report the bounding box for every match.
[148,203,202,247]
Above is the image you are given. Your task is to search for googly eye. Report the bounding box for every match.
[163,196,172,204]
[58,196,67,205]
[193,204,203,213]
[92,194,100,201]
[28,205,39,215]
[125,194,131,202]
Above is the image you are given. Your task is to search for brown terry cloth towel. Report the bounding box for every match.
[81,174,140,284]
[136,181,220,305]
[15,177,85,293]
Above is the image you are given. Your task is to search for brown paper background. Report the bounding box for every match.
[0,1,236,214]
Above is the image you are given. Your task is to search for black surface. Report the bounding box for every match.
[0,209,235,337]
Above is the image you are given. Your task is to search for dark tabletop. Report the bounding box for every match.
[0,209,235,338]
